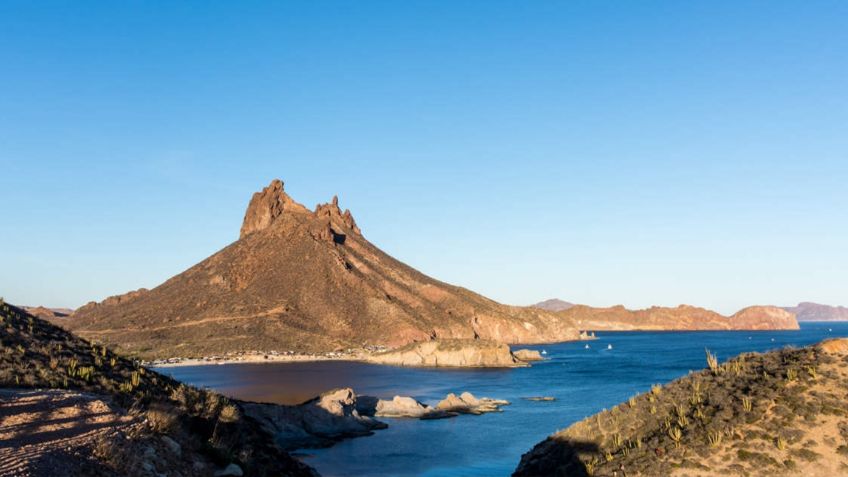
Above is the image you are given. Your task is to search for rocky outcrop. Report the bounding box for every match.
[783,302,848,322]
[355,391,509,419]
[241,388,387,450]
[239,179,310,238]
[435,392,510,415]
[355,395,455,419]
[512,349,544,362]
[242,387,510,449]
[74,289,148,315]
[366,339,525,368]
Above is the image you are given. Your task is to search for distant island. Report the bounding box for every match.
[783,302,848,322]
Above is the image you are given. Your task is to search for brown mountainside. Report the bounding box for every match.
[560,304,799,331]
[68,180,581,358]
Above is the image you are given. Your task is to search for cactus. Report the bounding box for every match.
[612,433,622,447]
[806,365,817,379]
[742,396,752,412]
[668,426,683,447]
[585,457,598,476]
[705,348,719,374]
[786,368,798,382]
[67,357,78,376]
[707,430,722,448]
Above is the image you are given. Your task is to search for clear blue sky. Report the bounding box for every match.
[2,1,846,314]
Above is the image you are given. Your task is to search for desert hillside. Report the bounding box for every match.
[0,300,316,477]
[546,302,799,331]
[514,338,848,477]
[66,179,581,359]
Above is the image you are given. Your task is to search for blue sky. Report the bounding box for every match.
[1,1,846,314]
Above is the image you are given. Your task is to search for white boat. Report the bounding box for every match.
[584,344,590,349]
[607,344,613,350]
[541,350,547,355]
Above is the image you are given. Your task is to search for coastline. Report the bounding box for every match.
[147,350,372,368]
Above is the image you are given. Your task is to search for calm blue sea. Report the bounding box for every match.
[158,322,848,477]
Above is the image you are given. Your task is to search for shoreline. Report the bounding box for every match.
[148,351,373,368]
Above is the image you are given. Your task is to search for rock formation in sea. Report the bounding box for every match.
[366,339,530,367]
[242,387,509,449]
[512,349,544,362]
[65,179,582,359]
[514,337,848,477]
[783,302,848,321]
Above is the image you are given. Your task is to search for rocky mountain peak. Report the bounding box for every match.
[314,195,360,236]
[239,179,309,239]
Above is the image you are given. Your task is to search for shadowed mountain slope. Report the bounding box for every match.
[0,300,316,477]
[67,180,581,358]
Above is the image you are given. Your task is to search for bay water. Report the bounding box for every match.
[159,322,848,476]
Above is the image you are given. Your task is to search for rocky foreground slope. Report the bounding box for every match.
[66,179,581,359]
[514,338,848,477]
[0,301,316,477]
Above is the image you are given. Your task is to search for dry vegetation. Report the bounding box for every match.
[514,342,848,477]
[0,299,316,477]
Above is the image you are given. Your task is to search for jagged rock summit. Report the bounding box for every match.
[67,179,581,358]
[239,179,360,240]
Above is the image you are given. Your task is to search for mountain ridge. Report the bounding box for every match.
[783,302,848,322]
[64,181,798,360]
[66,180,582,358]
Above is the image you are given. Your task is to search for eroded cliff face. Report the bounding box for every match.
[239,179,310,238]
[67,179,581,359]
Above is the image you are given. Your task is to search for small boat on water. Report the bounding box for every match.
[584,344,590,349]
[607,344,613,350]
[541,350,547,355]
